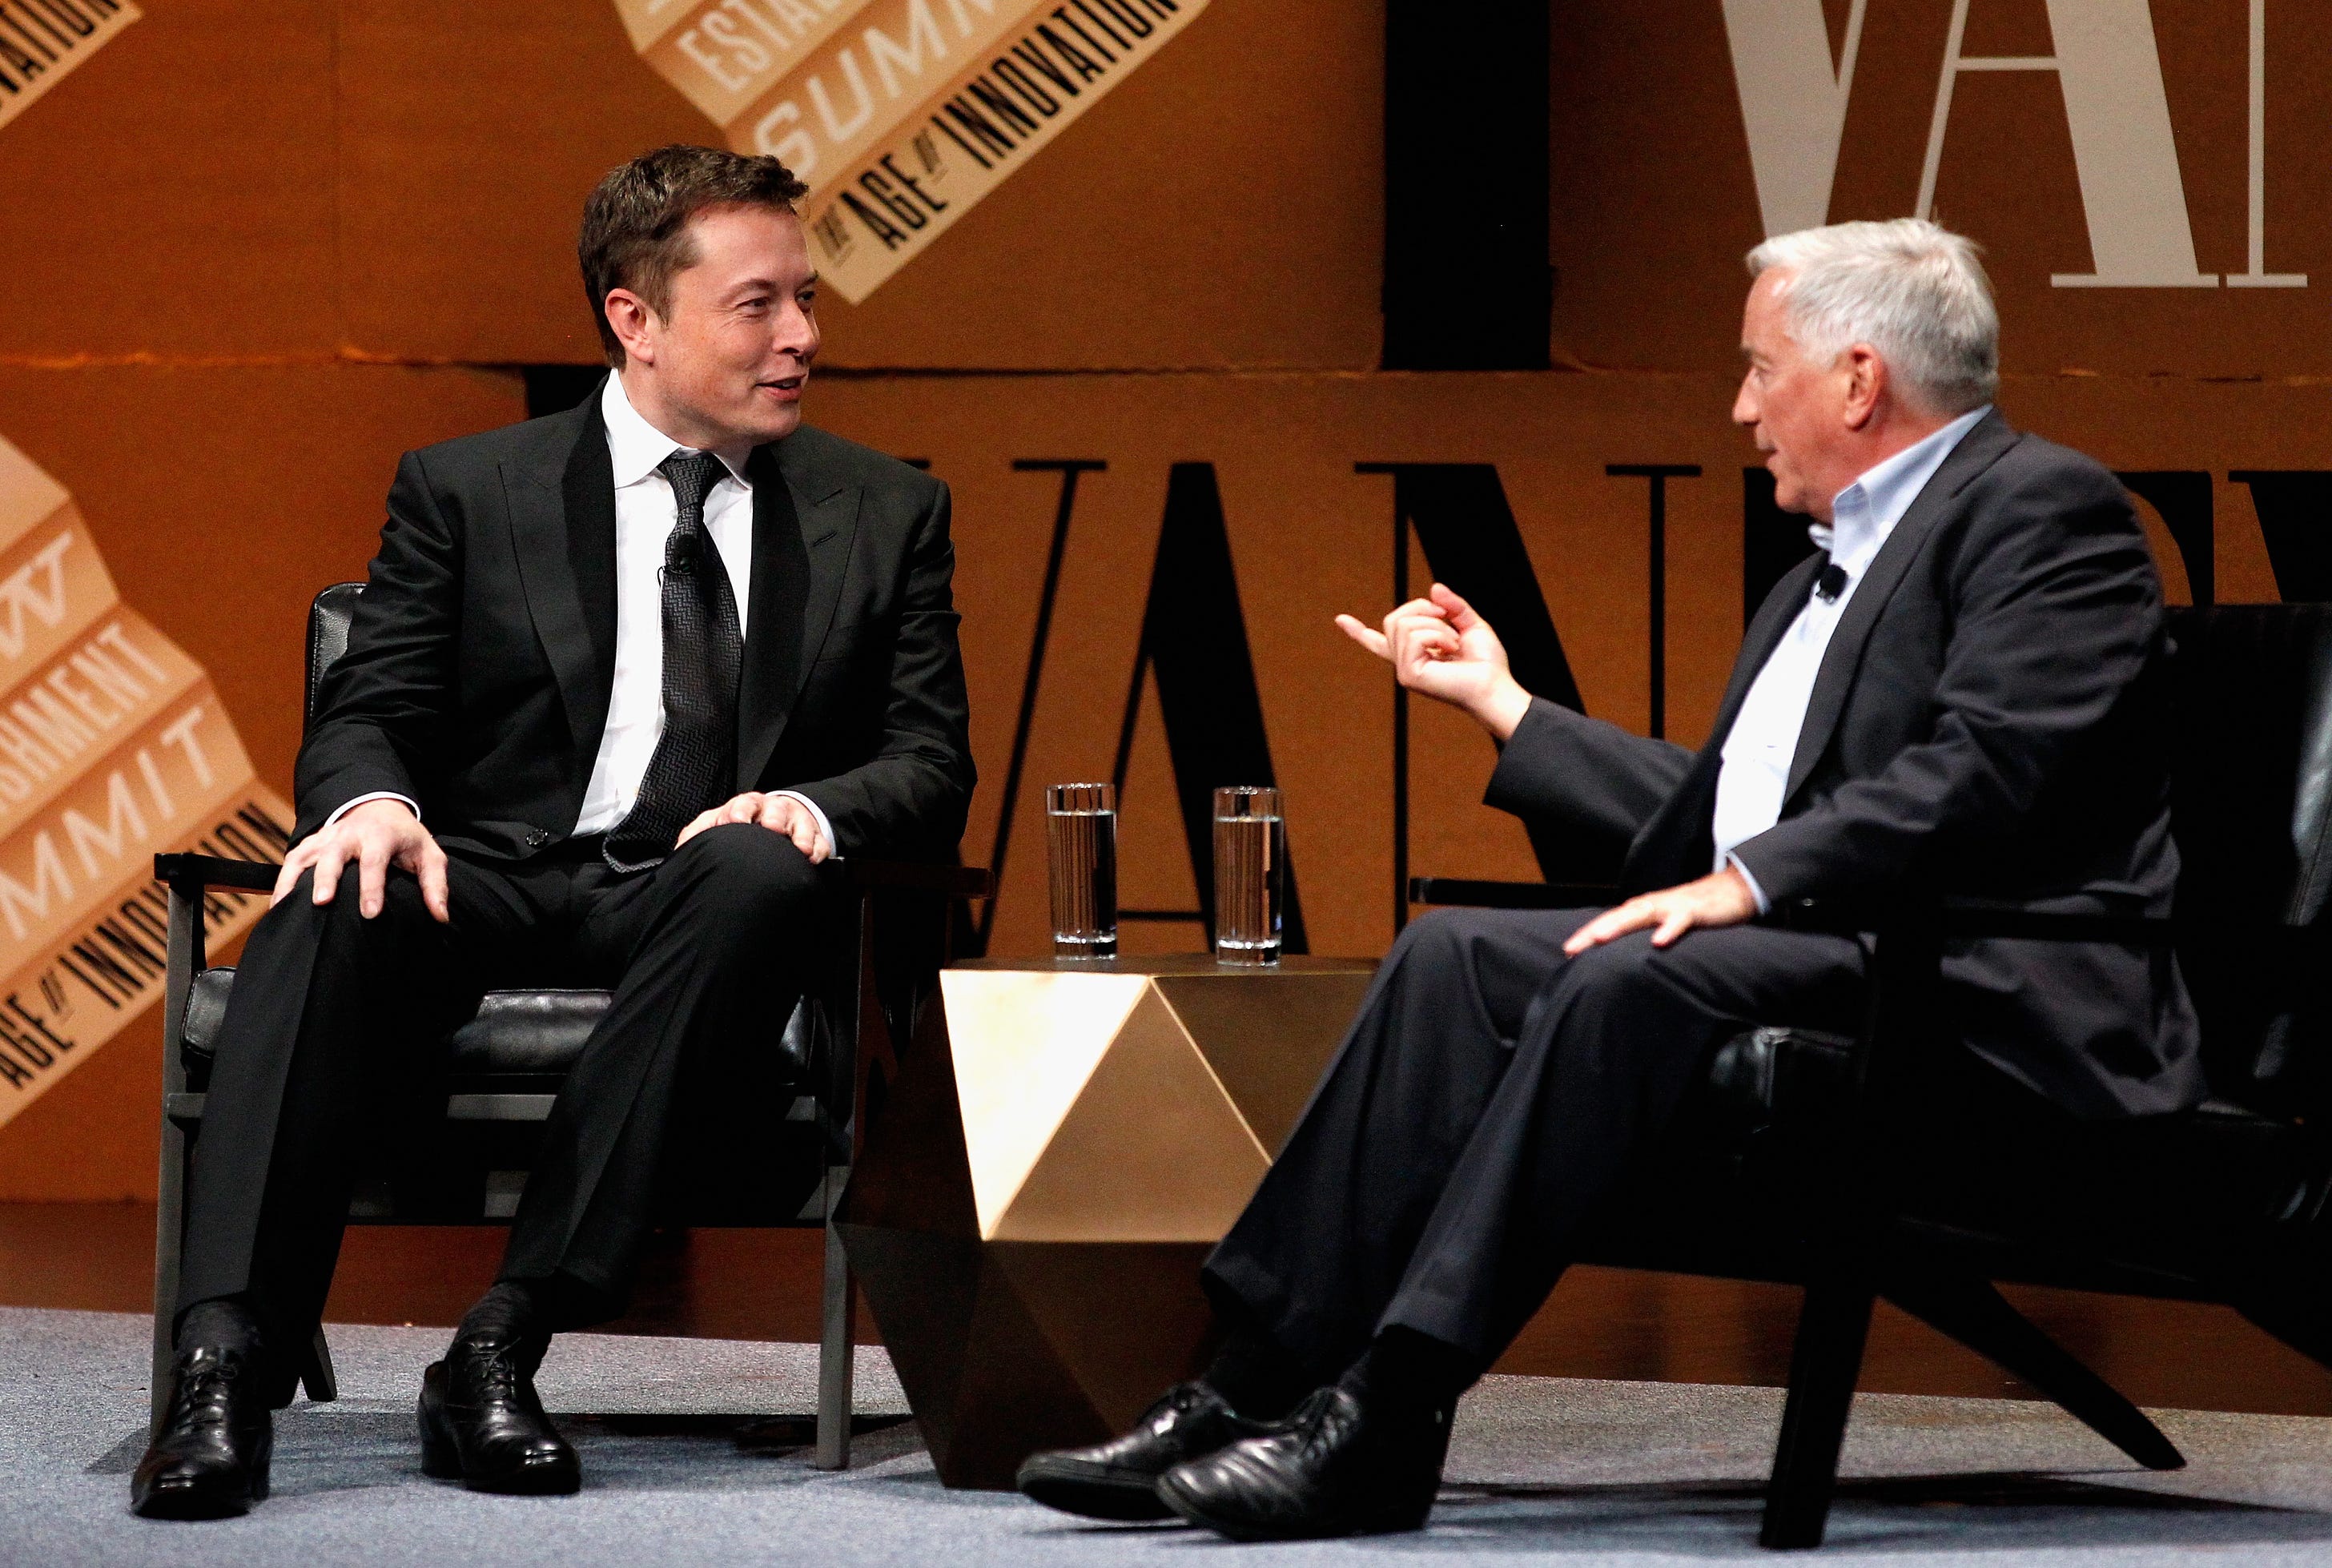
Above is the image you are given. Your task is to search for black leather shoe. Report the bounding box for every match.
[417,1333,579,1494]
[1156,1383,1452,1540]
[131,1347,273,1520]
[1017,1381,1280,1521]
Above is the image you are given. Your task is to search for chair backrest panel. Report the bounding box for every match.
[2163,604,2332,1113]
[305,581,366,736]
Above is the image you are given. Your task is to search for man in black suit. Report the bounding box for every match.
[133,145,974,1518]
[1018,218,2200,1538]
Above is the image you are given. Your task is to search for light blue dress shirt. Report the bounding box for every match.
[1712,405,1990,910]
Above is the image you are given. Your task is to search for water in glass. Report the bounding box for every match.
[1212,786,1284,966]
[1045,782,1119,959]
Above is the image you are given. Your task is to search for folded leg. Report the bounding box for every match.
[1383,920,1865,1361]
[1201,906,1594,1381]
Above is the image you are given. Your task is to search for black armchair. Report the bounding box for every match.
[148,582,989,1470]
[1409,602,2332,1548]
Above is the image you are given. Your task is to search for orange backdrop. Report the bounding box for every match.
[2,0,2325,1195]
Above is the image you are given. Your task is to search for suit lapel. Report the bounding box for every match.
[1712,550,1827,747]
[501,394,618,769]
[1782,410,2020,801]
[735,434,862,789]
[1614,553,1823,893]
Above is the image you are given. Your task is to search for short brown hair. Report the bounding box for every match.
[578,144,810,367]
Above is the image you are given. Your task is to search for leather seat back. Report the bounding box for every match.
[306,581,365,735]
[2163,604,2332,1116]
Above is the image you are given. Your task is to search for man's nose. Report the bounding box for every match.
[1731,376,1758,426]
[775,305,818,360]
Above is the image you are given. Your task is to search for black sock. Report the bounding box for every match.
[175,1296,266,1361]
[1340,1327,1478,1421]
[1202,1322,1315,1422]
[456,1281,549,1351]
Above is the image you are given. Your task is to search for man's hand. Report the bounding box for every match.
[273,798,450,922]
[1563,866,1759,955]
[676,791,830,863]
[1335,583,1532,740]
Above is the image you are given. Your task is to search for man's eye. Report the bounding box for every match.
[798,291,818,309]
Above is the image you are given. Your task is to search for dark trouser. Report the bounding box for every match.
[176,822,829,1343]
[1201,906,1870,1381]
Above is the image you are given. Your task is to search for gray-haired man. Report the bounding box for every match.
[1018,219,2201,1539]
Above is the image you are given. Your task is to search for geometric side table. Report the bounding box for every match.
[838,955,1376,1488]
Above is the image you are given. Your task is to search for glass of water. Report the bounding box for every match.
[1212,786,1284,966]
[1045,782,1119,959]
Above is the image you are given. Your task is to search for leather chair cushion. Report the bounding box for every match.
[1703,1025,1855,1131]
[1687,1024,2315,1281]
[445,988,612,1077]
[179,967,613,1092]
[181,970,813,1092]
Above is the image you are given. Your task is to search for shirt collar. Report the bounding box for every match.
[600,372,751,491]
[1810,405,1989,562]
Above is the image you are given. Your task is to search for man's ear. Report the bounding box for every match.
[1840,344,1885,432]
[604,288,657,368]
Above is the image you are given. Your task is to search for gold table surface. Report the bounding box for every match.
[839,951,1378,1485]
[935,955,1378,1243]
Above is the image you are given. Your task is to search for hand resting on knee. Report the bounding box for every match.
[675,790,832,864]
[271,798,451,923]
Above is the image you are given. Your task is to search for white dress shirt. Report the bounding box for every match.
[328,372,834,858]
[1711,406,1989,909]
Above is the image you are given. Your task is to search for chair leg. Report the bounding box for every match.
[1760,1273,1876,1550]
[150,1109,191,1439]
[814,1191,857,1470]
[149,1146,183,1439]
[1883,1272,2179,1470]
[300,1326,339,1404]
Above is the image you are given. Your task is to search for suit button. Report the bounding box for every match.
[525,829,552,849]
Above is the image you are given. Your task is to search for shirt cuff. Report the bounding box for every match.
[1724,851,1771,916]
[324,791,420,830]
[772,790,838,860]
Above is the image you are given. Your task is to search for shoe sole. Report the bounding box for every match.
[131,1433,270,1522]
[461,1453,582,1496]
[1015,1460,1176,1522]
[130,1482,252,1522]
[1155,1471,1428,1542]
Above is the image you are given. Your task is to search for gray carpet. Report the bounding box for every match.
[8,1306,2332,1565]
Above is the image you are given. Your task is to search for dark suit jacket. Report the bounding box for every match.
[295,387,975,866]
[1486,412,2203,1117]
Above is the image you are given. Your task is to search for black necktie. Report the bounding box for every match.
[1813,561,1849,602]
[604,451,745,872]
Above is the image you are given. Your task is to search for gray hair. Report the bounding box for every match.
[1745,219,1998,415]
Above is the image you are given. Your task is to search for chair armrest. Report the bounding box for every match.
[848,860,993,899]
[1769,896,2173,947]
[154,853,279,894]
[1406,876,1620,909]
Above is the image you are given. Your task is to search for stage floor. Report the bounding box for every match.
[10,1202,2332,1417]
[9,1306,2332,1566]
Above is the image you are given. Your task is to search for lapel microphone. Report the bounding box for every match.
[1814,563,1849,603]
